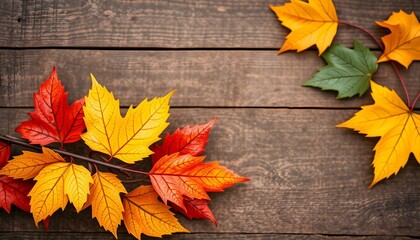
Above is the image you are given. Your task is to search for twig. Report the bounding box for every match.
[0,135,149,176]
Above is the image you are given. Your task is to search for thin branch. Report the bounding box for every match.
[338,21,411,108]
[0,135,149,176]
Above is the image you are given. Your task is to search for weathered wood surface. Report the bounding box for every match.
[1,50,419,108]
[1,108,420,238]
[0,0,419,48]
[1,0,420,239]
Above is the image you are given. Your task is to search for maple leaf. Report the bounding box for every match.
[0,144,33,213]
[16,67,85,145]
[149,153,249,211]
[122,185,188,239]
[0,141,10,168]
[82,74,172,164]
[0,147,65,180]
[152,118,217,164]
[270,0,339,55]
[338,81,420,187]
[304,40,378,99]
[171,197,217,225]
[85,171,126,238]
[377,11,420,68]
[0,175,33,213]
[29,162,93,225]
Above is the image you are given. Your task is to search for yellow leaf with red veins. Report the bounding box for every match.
[270,0,339,55]
[377,11,420,68]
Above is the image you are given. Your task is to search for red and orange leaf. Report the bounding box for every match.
[0,141,10,168]
[0,175,33,213]
[86,171,126,238]
[377,11,420,68]
[122,185,188,239]
[172,197,217,225]
[0,147,65,180]
[270,0,339,55]
[152,118,217,164]
[16,67,85,145]
[149,153,249,211]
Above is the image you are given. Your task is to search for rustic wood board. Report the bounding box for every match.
[0,0,419,48]
[0,108,419,237]
[1,50,419,108]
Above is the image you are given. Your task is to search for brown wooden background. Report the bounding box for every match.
[1,0,420,239]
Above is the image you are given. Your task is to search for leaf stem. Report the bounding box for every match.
[0,135,149,176]
[412,93,420,110]
[338,21,411,108]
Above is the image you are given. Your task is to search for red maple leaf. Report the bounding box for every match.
[151,119,220,224]
[0,141,10,168]
[0,142,33,213]
[152,118,216,164]
[171,197,217,225]
[0,176,33,213]
[16,67,85,146]
[149,153,249,211]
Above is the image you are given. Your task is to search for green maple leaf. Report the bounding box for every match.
[304,40,378,99]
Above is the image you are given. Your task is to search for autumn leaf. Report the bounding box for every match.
[29,162,93,225]
[0,141,10,168]
[152,118,217,164]
[16,67,85,145]
[304,40,378,98]
[85,171,126,238]
[82,74,172,164]
[270,0,339,55]
[171,197,217,225]
[377,11,420,68]
[0,175,33,213]
[0,147,65,180]
[338,81,420,187]
[149,153,249,211]
[122,185,188,239]
[0,144,33,213]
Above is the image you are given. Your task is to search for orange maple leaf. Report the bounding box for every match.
[122,185,188,239]
[270,0,339,55]
[149,153,249,211]
[377,10,420,68]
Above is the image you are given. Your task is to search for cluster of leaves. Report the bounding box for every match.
[271,0,420,187]
[0,68,248,239]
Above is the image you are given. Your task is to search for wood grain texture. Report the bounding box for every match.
[0,232,416,240]
[1,108,419,237]
[0,0,419,48]
[1,49,419,108]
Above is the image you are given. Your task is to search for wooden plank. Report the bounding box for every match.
[0,0,419,48]
[1,108,419,236]
[0,232,415,240]
[1,49,419,108]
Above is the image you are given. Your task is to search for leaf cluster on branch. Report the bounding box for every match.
[0,68,249,239]
[271,0,420,187]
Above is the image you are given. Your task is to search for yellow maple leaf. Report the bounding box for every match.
[270,0,339,55]
[122,185,189,239]
[338,81,420,187]
[0,147,65,180]
[377,10,420,68]
[29,162,93,225]
[81,74,172,164]
[85,171,127,238]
